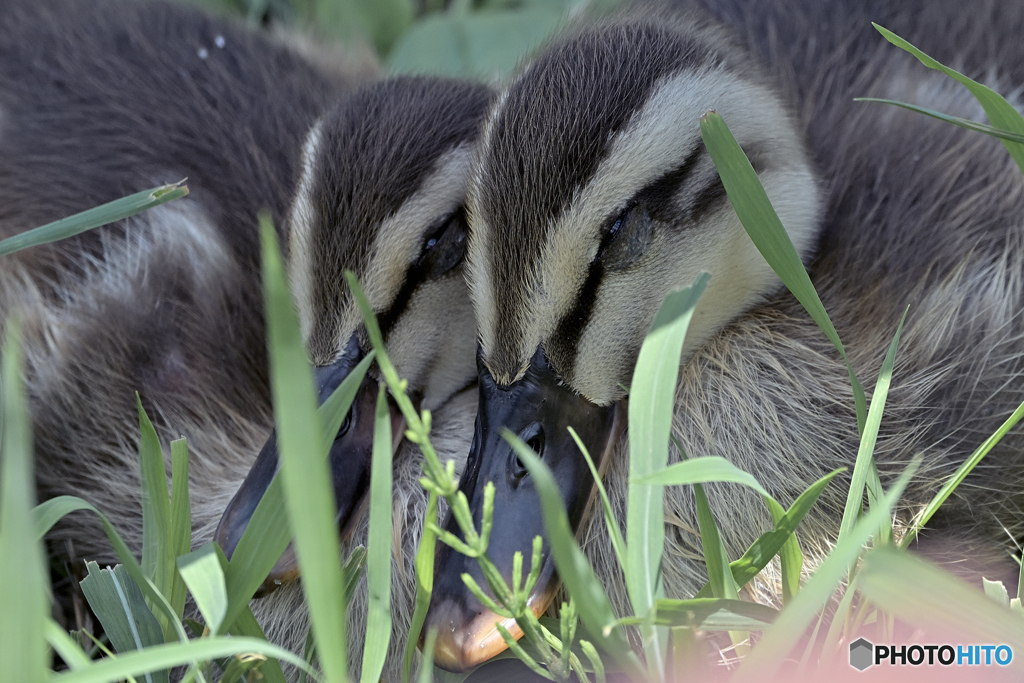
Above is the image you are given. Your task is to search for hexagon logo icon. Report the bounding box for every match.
[850,637,874,671]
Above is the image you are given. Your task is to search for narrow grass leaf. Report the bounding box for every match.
[694,469,842,597]
[261,215,347,682]
[403,493,439,683]
[634,456,770,499]
[169,439,191,621]
[570,426,627,577]
[0,322,49,681]
[34,494,96,539]
[505,430,646,680]
[856,98,1024,144]
[177,544,229,634]
[221,352,372,634]
[732,459,919,683]
[79,562,167,683]
[902,395,1024,548]
[627,273,709,680]
[701,112,868,432]
[50,636,319,683]
[693,482,736,602]
[858,547,1024,657]
[45,619,92,671]
[767,497,802,604]
[360,386,393,683]
[837,312,905,555]
[874,24,1024,175]
[0,183,188,257]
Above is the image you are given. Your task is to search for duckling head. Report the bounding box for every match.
[426,16,820,670]
[215,76,493,593]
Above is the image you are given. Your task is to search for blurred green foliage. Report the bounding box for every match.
[181,0,625,80]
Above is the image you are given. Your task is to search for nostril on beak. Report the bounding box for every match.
[508,423,544,486]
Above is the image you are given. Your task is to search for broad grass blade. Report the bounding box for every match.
[177,544,229,634]
[137,396,176,640]
[873,24,1024,175]
[627,273,709,680]
[260,215,347,681]
[693,469,842,598]
[360,386,394,683]
[700,112,868,432]
[169,439,191,621]
[653,598,776,631]
[79,562,168,683]
[0,183,188,257]
[837,312,905,557]
[732,459,919,683]
[403,493,439,683]
[858,548,1024,657]
[221,351,372,634]
[49,636,320,683]
[0,322,49,681]
[634,455,770,498]
[505,430,646,680]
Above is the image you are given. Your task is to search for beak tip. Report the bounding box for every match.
[425,601,524,672]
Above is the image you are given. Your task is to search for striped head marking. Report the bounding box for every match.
[467,18,822,404]
[288,76,493,408]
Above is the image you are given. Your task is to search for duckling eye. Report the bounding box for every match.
[415,207,467,279]
[598,203,652,271]
[334,411,352,441]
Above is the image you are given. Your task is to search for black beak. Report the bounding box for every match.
[425,348,624,672]
[214,333,404,596]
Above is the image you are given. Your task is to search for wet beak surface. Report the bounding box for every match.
[214,335,403,596]
[426,348,623,672]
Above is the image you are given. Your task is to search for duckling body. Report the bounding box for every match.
[0,0,489,679]
[429,0,1024,668]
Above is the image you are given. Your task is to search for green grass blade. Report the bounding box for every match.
[614,598,777,631]
[403,493,439,683]
[260,215,348,682]
[874,24,1024,175]
[360,386,394,683]
[732,459,919,683]
[221,352,372,635]
[45,619,92,671]
[169,439,191,622]
[177,544,229,634]
[34,495,96,539]
[693,481,736,602]
[693,469,842,598]
[504,430,646,680]
[700,112,868,433]
[50,636,320,683]
[627,273,709,680]
[633,456,771,499]
[858,547,1024,654]
[0,183,188,257]
[80,562,167,683]
[570,426,627,578]
[137,396,177,641]
[29,493,190,643]
[837,312,906,557]
[0,321,49,682]
[766,497,802,604]
[855,98,1024,144]
[226,607,287,683]
[417,628,438,683]
[901,395,1024,548]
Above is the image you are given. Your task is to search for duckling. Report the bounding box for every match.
[426,0,1024,670]
[0,0,489,675]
